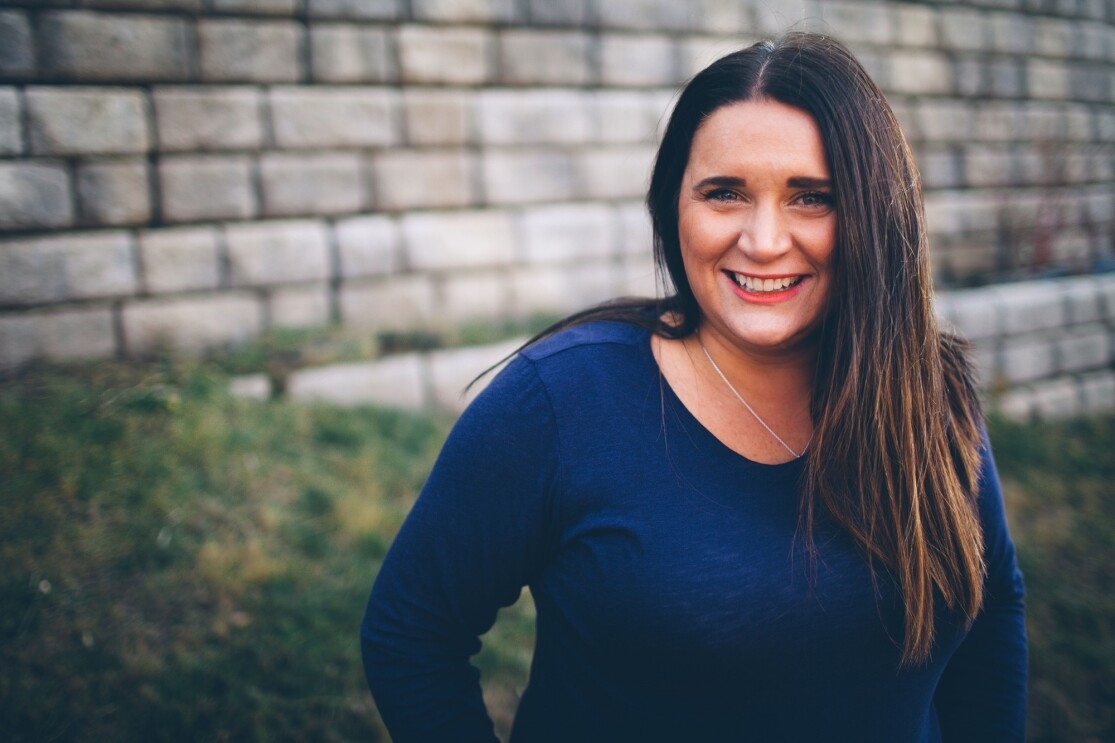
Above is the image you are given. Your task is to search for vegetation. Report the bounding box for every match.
[0,354,1111,742]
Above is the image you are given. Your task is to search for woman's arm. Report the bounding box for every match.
[360,357,560,742]
[933,440,1028,742]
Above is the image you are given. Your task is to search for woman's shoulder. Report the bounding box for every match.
[519,318,653,365]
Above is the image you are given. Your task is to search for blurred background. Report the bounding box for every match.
[1,0,1113,741]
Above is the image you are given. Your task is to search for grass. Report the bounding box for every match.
[0,354,1111,742]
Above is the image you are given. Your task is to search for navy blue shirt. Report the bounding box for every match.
[361,321,1027,742]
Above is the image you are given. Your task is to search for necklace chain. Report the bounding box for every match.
[697,337,809,460]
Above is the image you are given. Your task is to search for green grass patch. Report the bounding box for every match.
[0,355,1111,742]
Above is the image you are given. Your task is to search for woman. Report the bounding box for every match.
[361,33,1027,742]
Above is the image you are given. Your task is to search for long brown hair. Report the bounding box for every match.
[516,33,986,665]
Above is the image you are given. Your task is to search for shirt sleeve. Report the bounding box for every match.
[933,436,1028,742]
[360,355,560,742]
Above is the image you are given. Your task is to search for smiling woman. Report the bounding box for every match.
[361,33,1028,743]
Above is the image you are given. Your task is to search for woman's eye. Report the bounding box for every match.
[798,191,834,208]
[704,189,739,202]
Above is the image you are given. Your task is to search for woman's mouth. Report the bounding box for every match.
[726,271,805,293]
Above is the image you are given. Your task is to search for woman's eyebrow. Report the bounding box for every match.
[691,175,745,190]
[787,176,832,188]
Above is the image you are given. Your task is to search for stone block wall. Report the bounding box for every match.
[244,274,1115,420]
[1,0,1114,369]
[937,273,1115,418]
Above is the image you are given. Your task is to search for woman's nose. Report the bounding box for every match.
[736,202,791,260]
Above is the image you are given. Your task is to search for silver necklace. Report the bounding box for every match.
[697,337,809,459]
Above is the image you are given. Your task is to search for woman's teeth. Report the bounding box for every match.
[731,273,802,292]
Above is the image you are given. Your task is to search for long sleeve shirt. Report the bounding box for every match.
[361,320,1028,742]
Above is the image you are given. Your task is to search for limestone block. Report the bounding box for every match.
[597,0,692,31]
[988,58,1025,98]
[411,0,516,23]
[76,159,151,227]
[287,354,427,409]
[816,0,893,45]
[620,251,658,298]
[310,24,395,83]
[617,201,652,256]
[886,50,952,95]
[1027,59,1071,100]
[953,55,987,98]
[403,89,472,146]
[1065,104,1095,141]
[994,386,1035,422]
[1080,371,1115,413]
[688,0,749,35]
[0,306,115,368]
[595,90,666,145]
[139,226,221,294]
[153,87,264,152]
[210,0,298,14]
[497,30,592,86]
[397,26,492,85]
[1056,324,1110,373]
[268,284,331,328]
[481,150,577,205]
[1034,18,1072,58]
[339,275,436,330]
[915,100,975,143]
[270,87,398,149]
[1054,277,1104,324]
[402,209,514,271]
[1082,188,1115,226]
[962,146,1015,188]
[975,102,1025,143]
[0,10,34,78]
[0,161,73,230]
[600,35,678,87]
[229,373,271,400]
[1097,275,1115,320]
[198,19,302,83]
[988,13,1035,55]
[915,147,963,190]
[369,149,475,211]
[1023,102,1064,140]
[259,152,367,217]
[755,0,818,36]
[1029,378,1082,420]
[994,282,1068,335]
[37,11,193,82]
[1072,65,1110,103]
[440,270,507,323]
[335,214,401,278]
[940,288,1000,340]
[158,155,256,223]
[478,89,594,145]
[680,36,758,80]
[0,88,20,155]
[306,0,401,19]
[0,231,136,305]
[938,7,988,51]
[1000,336,1056,384]
[523,0,589,25]
[225,219,331,286]
[429,337,523,412]
[577,145,655,200]
[518,203,617,264]
[123,292,263,353]
[894,4,937,47]
[26,87,150,156]
[507,261,619,317]
[1077,19,1110,60]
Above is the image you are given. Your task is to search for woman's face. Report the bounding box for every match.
[677,98,836,358]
